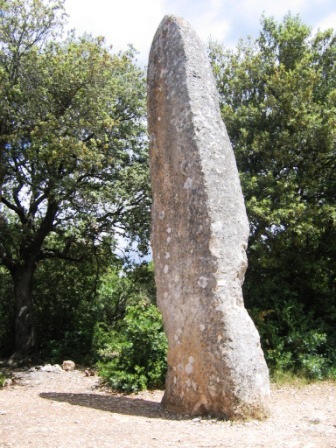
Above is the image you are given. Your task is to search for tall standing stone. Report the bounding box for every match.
[147,16,270,419]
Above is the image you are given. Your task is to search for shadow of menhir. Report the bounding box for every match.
[40,392,180,420]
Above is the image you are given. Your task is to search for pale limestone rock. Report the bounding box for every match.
[147,15,270,419]
[62,360,75,371]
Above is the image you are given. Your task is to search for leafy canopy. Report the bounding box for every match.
[0,0,150,275]
[0,0,150,360]
[209,14,336,378]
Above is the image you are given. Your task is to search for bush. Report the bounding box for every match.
[0,372,5,387]
[96,301,167,392]
[0,267,15,358]
[249,301,336,381]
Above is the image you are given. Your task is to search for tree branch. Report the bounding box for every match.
[1,196,27,224]
[37,250,85,263]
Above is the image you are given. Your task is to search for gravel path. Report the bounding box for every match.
[0,369,335,448]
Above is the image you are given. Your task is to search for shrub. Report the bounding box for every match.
[96,301,167,392]
[0,372,6,387]
[249,301,336,380]
[0,268,15,358]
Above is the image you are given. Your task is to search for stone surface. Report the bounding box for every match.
[147,15,270,419]
[62,360,75,371]
[41,364,63,373]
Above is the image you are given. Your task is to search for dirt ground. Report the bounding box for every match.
[0,368,335,448]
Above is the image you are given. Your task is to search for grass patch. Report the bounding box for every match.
[271,370,311,388]
[0,372,6,387]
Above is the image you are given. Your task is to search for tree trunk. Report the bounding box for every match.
[10,263,37,362]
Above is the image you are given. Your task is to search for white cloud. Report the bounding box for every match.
[65,0,166,64]
[63,0,336,65]
[314,12,336,32]
[239,0,306,18]
[189,0,231,43]
[64,0,232,65]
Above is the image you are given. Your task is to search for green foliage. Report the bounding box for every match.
[1,2,150,266]
[0,0,150,358]
[94,262,156,328]
[33,259,156,366]
[0,236,157,366]
[210,14,336,380]
[97,301,167,392]
[2,3,334,387]
[0,267,15,357]
[33,255,108,363]
[34,258,156,364]
[250,301,336,380]
[0,372,5,387]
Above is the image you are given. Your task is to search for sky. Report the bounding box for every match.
[64,0,336,66]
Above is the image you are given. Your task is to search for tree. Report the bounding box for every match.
[0,0,66,191]
[209,15,336,376]
[0,0,150,362]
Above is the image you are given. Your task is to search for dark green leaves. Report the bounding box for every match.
[209,14,336,379]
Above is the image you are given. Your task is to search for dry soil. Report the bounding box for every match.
[0,368,335,448]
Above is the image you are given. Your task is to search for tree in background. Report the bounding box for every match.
[0,0,150,362]
[209,15,336,378]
